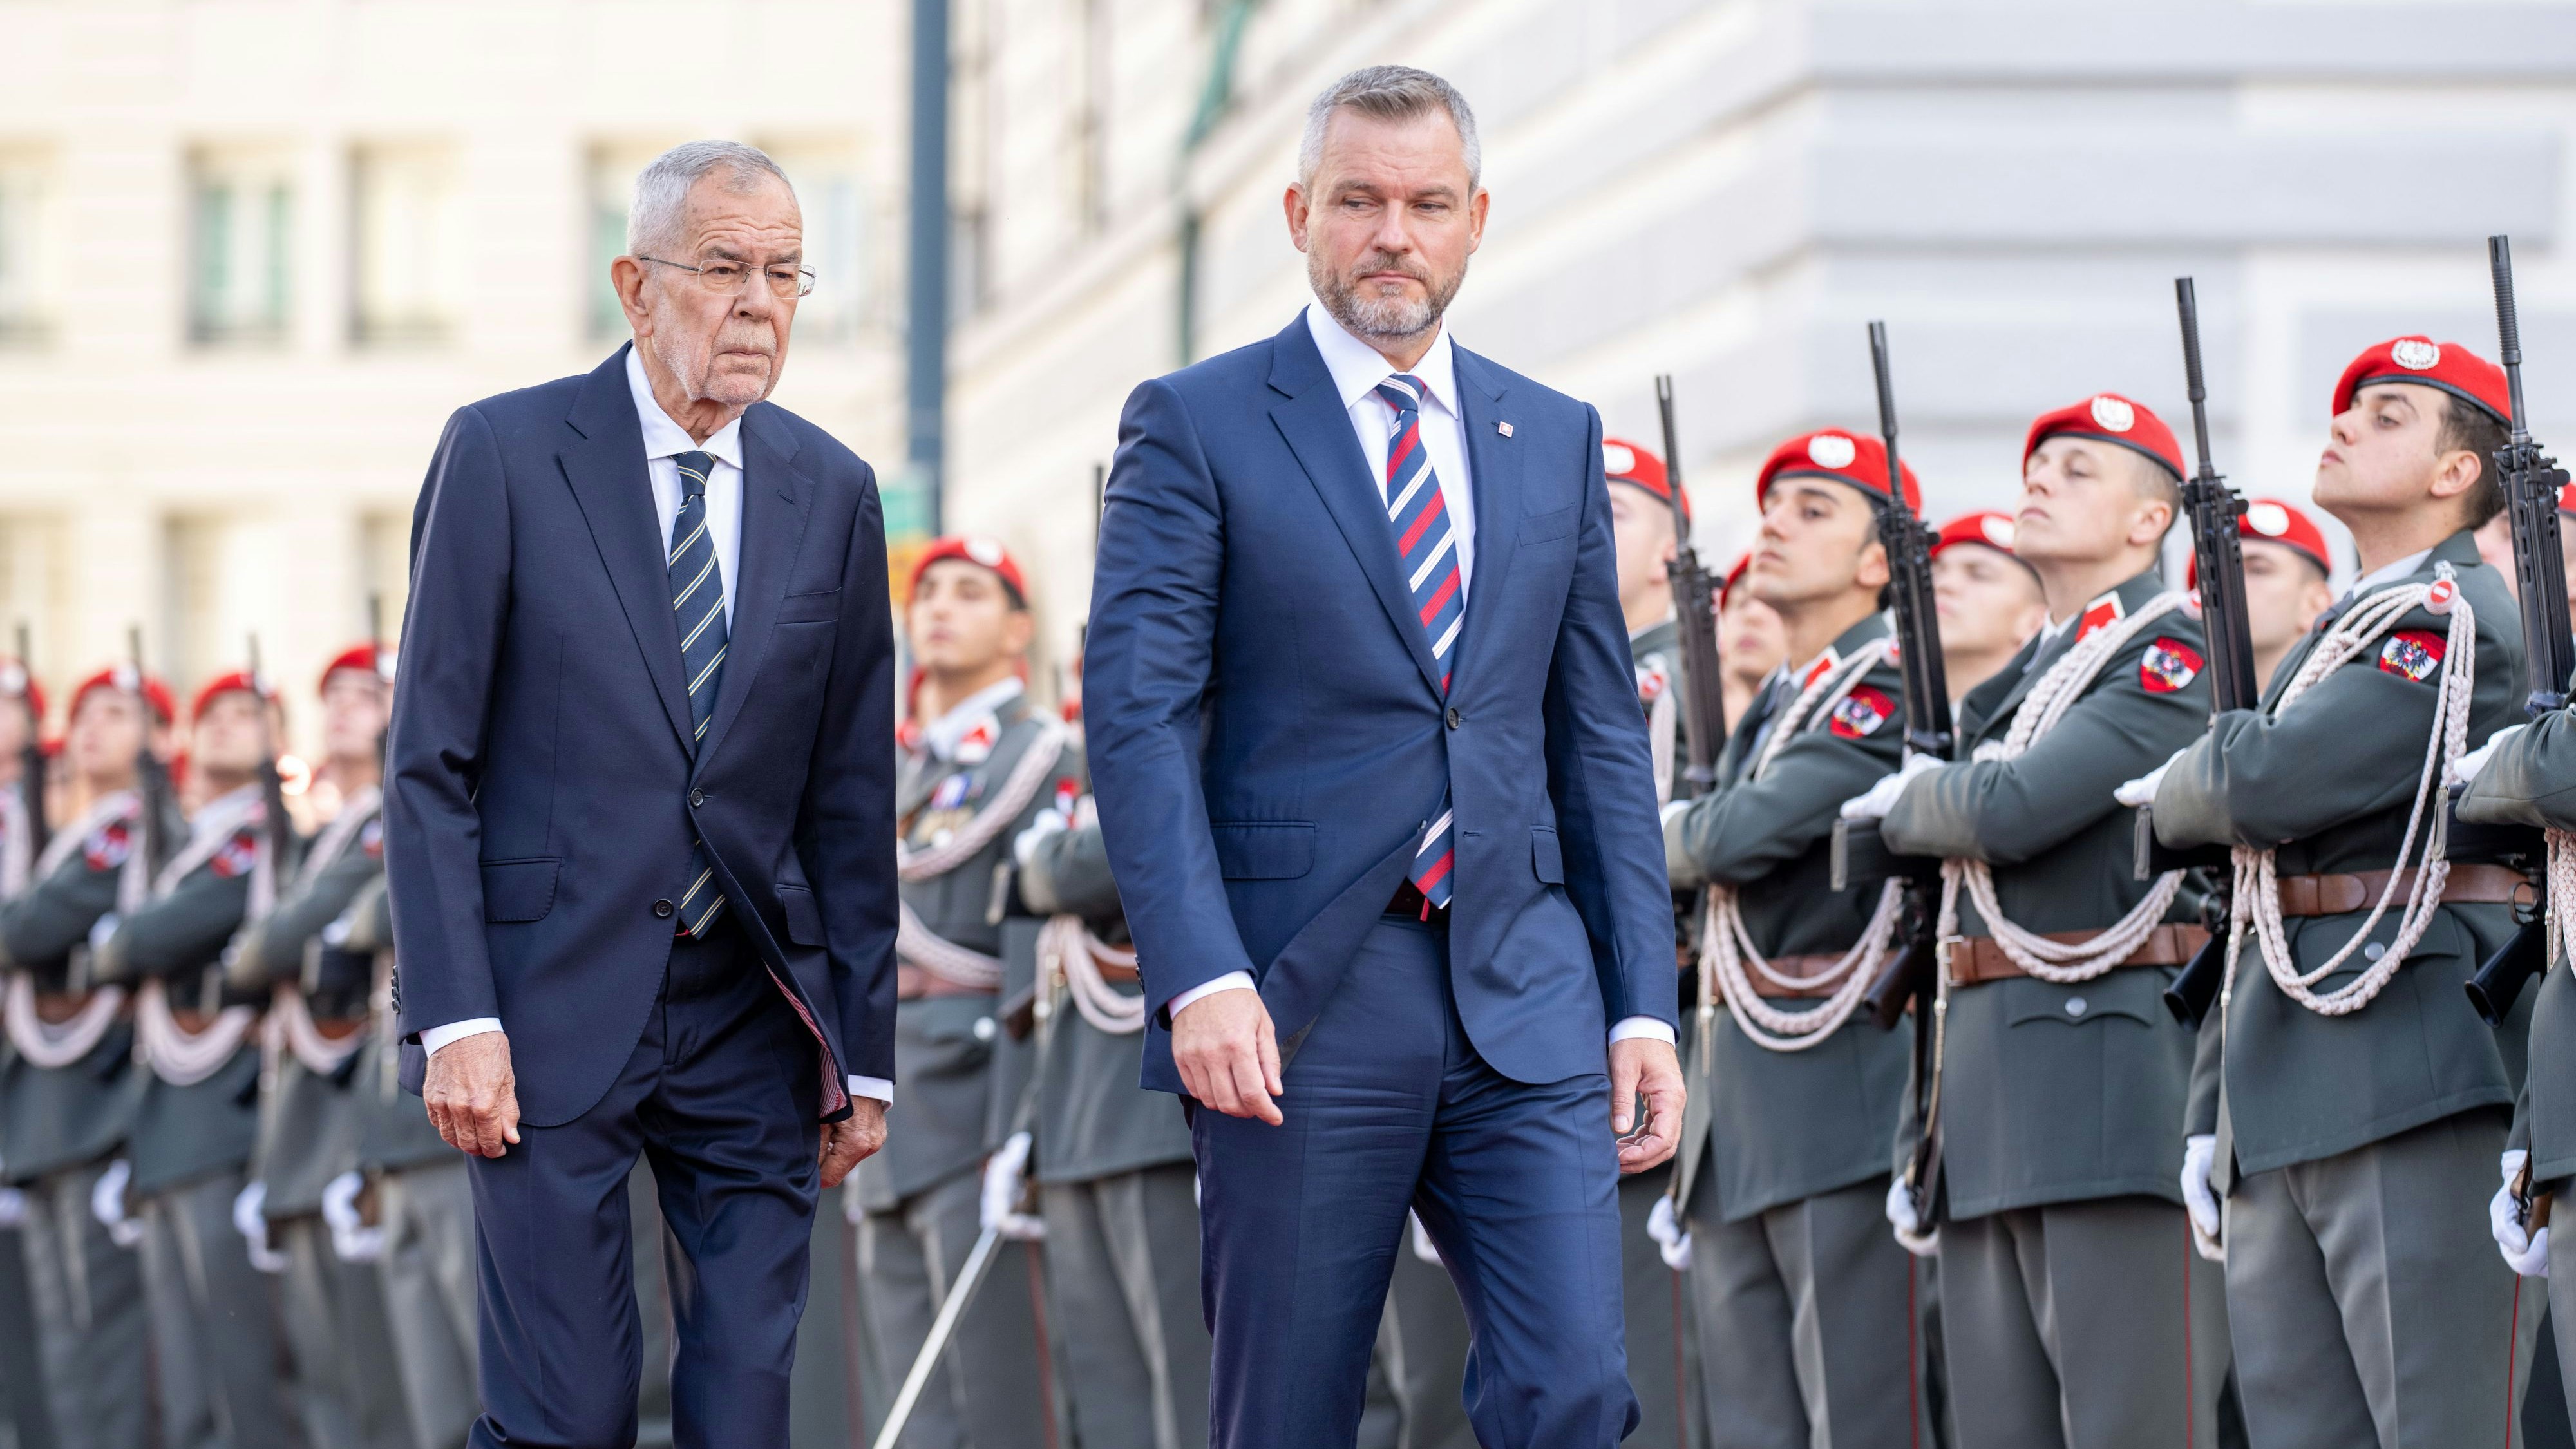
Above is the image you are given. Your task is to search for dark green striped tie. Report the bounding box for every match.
[669,450,728,936]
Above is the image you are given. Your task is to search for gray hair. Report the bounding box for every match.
[1297,66,1481,192]
[626,140,796,258]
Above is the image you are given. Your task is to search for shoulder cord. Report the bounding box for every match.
[264,983,366,1080]
[2,975,124,1069]
[895,900,1005,991]
[2548,829,2576,978]
[1038,913,1147,1036]
[896,720,1069,882]
[1937,593,2192,981]
[1649,682,1680,809]
[1700,637,1909,1050]
[2224,569,2476,1017]
[134,979,256,1087]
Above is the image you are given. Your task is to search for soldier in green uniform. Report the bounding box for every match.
[2229,497,2338,694]
[0,659,57,1449]
[1861,396,2231,1448]
[1662,429,1929,1448]
[93,668,296,1449]
[2152,336,2528,1446]
[858,536,1070,1449]
[1927,510,2045,705]
[1715,556,1786,732]
[0,667,170,1449]
[226,644,404,1449]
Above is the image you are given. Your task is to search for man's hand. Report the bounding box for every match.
[1173,988,1283,1125]
[1611,1037,1684,1174]
[423,1032,520,1159]
[821,1099,886,1189]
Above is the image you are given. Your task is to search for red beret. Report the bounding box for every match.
[1931,510,2020,560]
[2333,336,2509,425]
[2559,481,2576,515]
[1718,552,1752,605]
[2186,496,2333,586]
[68,666,174,726]
[189,669,276,725]
[319,643,393,693]
[1603,437,1690,524]
[0,660,44,726]
[1756,430,1923,515]
[909,536,1028,605]
[2025,394,2184,481]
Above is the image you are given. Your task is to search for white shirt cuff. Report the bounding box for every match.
[846,1075,893,1103]
[1167,971,1256,1018]
[1609,1016,1677,1045]
[419,1019,503,1057]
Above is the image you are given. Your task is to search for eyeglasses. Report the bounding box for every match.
[636,255,817,299]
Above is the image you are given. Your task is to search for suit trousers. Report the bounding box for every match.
[1681,1171,1929,1449]
[1940,1197,2230,1449]
[1191,916,1636,1449]
[375,1159,477,1449]
[1039,1164,1211,1449]
[17,1163,145,1449]
[138,1169,295,1449]
[465,920,823,1449]
[277,1216,408,1449]
[857,1171,1046,1449]
[2223,1111,2514,1448]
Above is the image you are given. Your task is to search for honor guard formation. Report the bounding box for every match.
[23,231,2576,1449]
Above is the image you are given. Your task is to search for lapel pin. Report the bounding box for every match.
[1497,421,1513,437]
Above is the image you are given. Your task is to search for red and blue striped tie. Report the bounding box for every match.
[1376,375,1460,911]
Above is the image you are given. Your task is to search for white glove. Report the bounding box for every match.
[230,1180,290,1274]
[2116,748,2193,810]
[842,1179,865,1227]
[1840,753,1942,823]
[1408,1211,1443,1265]
[86,913,119,955]
[321,1171,386,1265]
[2449,723,2530,791]
[2494,1150,2552,1277]
[90,1159,142,1248]
[0,1188,24,1231]
[2182,1135,2224,1263]
[1646,1192,1692,1271]
[1885,1176,1938,1257]
[1012,810,1069,871]
[979,1132,1046,1242]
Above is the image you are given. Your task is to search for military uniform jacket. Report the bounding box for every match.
[2461,706,2576,1178]
[1667,612,1911,1222]
[853,688,1086,1212]
[2158,531,2523,1182]
[1016,819,1191,1184]
[1881,570,2211,1218]
[0,793,149,1184]
[336,875,451,1173]
[1633,616,1693,806]
[97,787,268,1198]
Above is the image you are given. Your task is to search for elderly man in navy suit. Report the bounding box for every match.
[385,140,897,1449]
[1084,67,1685,1449]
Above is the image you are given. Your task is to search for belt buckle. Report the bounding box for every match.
[1936,934,1961,987]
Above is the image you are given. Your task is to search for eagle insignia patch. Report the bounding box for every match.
[361,817,384,859]
[84,822,130,872]
[211,829,258,879]
[952,720,998,765]
[1635,661,1669,708]
[2378,630,2445,683]
[1828,686,1894,739]
[2139,638,2203,694]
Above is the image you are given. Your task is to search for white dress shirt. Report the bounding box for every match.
[1168,304,1674,1049]
[424,348,894,1105]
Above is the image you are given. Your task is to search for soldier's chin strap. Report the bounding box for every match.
[2228,565,2477,1018]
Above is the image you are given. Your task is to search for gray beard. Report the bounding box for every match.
[1312,254,1466,347]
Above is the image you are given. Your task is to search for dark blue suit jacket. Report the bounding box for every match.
[385,346,899,1127]
[1085,314,1677,1094]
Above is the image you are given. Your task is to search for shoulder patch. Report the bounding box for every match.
[1635,659,1669,706]
[2139,638,2204,694]
[2378,630,2446,683]
[1828,685,1895,740]
[360,817,384,859]
[209,828,259,879]
[82,821,131,873]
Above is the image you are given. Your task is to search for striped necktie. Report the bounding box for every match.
[669,450,728,936]
[1376,375,1462,911]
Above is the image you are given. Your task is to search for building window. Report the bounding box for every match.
[352,143,460,348]
[357,511,408,646]
[189,149,295,346]
[0,150,56,347]
[765,142,873,343]
[0,516,69,709]
[586,142,671,342]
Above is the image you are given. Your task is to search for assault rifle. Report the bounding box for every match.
[128,628,176,878]
[1654,376,1727,798]
[2466,234,2573,1025]
[2153,278,2260,1029]
[15,623,44,861]
[246,634,298,881]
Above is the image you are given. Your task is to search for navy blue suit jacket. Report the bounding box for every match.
[1085,314,1678,1094]
[385,346,900,1127]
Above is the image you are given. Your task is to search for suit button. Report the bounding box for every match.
[1446,708,1462,730]
[653,899,676,919]
[2064,996,2088,1018]
[690,788,706,808]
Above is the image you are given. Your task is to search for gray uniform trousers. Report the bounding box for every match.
[16,1164,144,1449]
[1037,1164,1209,1449]
[275,1217,406,1449]
[1940,1197,2229,1449]
[136,1170,293,1449]
[2223,1112,2515,1448]
[1619,1165,1701,1449]
[858,1170,1046,1449]
[1684,1173,1930,1449]
[0,1221,55,1449]
[372,1160,477,1449]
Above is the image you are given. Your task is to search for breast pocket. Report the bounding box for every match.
[777,589,842,625]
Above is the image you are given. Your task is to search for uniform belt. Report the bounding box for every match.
[1090,952,1140,985]
[32,990,112,1026]
[2275,864,2532,918]
[1743,954,1853,1001]
[1947,925,2208,987]
[896,963,996,1001]
[169,1007,238,1034]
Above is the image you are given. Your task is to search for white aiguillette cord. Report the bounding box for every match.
[1039,914,1145,1036]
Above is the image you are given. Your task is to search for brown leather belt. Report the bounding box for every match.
[31,991,112,1026]
[2274,864,2532,918]
[1947,924,2208,987]
[1092,953,1140,985]
[896,965,995,1001]
[1741,954,1857,1001]
[171,1008,236,1034]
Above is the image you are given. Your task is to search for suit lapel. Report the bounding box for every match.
[697,406,813,764]
[558,348,692,752]
[1267,319,1444,699]
[1445,348,1519,692]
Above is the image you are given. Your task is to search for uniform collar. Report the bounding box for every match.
[1303,303,1460,422]
[624,345,746,471]
[916,677,1026,762]
[2345,545,2436,601]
